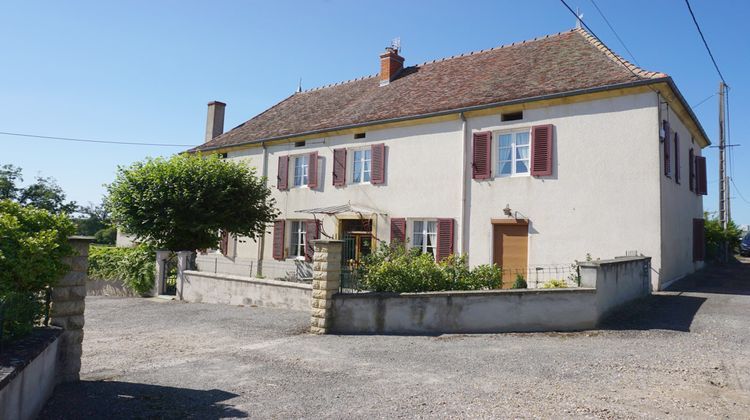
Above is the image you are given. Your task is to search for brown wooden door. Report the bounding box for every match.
[493,223,529,284]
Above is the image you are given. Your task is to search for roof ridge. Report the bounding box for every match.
[572,27,667,79]
[299,29,580,94]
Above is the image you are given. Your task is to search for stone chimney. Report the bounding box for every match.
[205,101,226,142]
[379,47,404,86]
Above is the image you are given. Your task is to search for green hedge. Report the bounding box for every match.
[88,244,156,296]
[0,200,75,342]
[358,242,503,293]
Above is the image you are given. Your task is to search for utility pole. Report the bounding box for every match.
[718,81,728,261]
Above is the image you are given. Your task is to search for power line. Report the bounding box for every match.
[588,0,640,66]
[684,0,728,85]
[691,92,717,109]
[730,178,750,205]
[0,131,196,147]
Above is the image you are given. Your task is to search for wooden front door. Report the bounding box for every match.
[492,222,529,283]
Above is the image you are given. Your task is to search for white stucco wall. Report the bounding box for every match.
[212,91,703,290]
[657,102,705,288]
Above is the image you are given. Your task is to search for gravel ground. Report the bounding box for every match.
[40,259,750,419]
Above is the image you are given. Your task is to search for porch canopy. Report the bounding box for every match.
[295,202,386,217]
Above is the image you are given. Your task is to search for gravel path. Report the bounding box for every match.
[40,260,750,419]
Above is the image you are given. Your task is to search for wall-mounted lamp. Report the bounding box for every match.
[503,204,512,217]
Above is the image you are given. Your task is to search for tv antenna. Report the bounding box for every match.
[390,37,401,52]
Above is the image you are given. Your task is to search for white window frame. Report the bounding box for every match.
[494,128,531,178]
[349,147,372,185]
[292,155,309,187]
[288,220,307,259]
[410,219,437,258]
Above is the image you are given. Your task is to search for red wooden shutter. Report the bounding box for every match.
[390,218,406,244]
[333,148,347,186]
[693,218,705,261]
[663,121,671,177]
[435,218,454,261]
[674,133,680,184]
[277,156,289,191]
[272,220,285,260]
[304,219,321,262]
[308,152,318,189]
[219,230,229,256]
[688,148,695,192]
[696,155,707,195]
[472,132,492,180]
[531,124,553,176]
[371,143,386,184]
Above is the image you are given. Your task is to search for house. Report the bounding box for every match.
[189,28,709,291]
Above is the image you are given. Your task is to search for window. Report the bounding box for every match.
[352,149,371,183]
[289,221,306,258]
[293,155,309,187]
[497,130,530,176]
[412,220,437,257]
[501,111,523,121]
[354,132,366,139]
[294,141,306,148]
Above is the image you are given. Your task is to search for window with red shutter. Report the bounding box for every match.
[304,220,321,262]
[472,132,492,180]
[688,148,695,192]
[332,148,347,186]
[663,121,671,177]
[531,125,553,176]
[272,220,285,260]
[371,143,386,185]
[696,155,707,195]
[693,218,705,261]
[674,132,680,184]
[308,152,319,189]
[277,156,289,191]
[390,218,406,244]
[435,218,454,261]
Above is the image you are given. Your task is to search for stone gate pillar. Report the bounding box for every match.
[50,236,94,384]
[310,240,343,334]
[175,251,194,301]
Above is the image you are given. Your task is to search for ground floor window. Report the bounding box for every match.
[412,220,437,257]
[289,221,306,258]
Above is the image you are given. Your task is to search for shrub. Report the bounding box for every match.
[511,274,527,289]
[541,279,568,289]
[704,212,743,260]
[359,242,503,293]
[94,226,117,245]
[0,200,75,341]
[88,244,156,296]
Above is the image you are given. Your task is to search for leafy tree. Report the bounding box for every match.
[0,164,23,200]
[93,226,117,245]
[74,203,111,237]
[0,200,75,340]
[106,154,278,251]
[704,212,743,260]
[18,176,77,214]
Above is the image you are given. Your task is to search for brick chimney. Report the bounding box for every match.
[205,101,226,143]
[379,47,404,86]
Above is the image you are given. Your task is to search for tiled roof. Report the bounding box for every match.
[193,28,668,152]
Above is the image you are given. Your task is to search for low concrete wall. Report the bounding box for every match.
[0,330,60,420]
[330,257,651,334]
[86,278,138,297]
[181,270,311,311]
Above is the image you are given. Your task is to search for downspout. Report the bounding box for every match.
[256,141,269,276]
[459,112,470,257]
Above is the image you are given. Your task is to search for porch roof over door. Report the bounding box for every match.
[294,202,386,217]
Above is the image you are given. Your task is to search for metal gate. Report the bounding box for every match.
[161,253,178,295]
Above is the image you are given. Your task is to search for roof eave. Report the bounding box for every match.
[190,77,704,153]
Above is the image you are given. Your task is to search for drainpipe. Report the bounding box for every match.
[459,112,470,257]
[256,141,269,276]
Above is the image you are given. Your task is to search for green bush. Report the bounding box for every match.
[94,226,116,245]
[704,212,743,260]
[0,200,75,341]
[511,274,527,289]
[541,279,568,289]
[88,244,156,296]
[358,242,502,293]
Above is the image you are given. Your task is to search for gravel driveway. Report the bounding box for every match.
[40,260,750,419]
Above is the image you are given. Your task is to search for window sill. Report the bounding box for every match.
[494,173,531,179]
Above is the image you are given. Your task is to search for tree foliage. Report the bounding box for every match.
[106,154,278,251]
[704,212,744,260]
[88,244,155,295]
[0,164,76,214]
[0,200,75,341]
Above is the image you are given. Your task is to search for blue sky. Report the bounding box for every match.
[1,0,748,225]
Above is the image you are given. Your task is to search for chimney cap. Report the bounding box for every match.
[207,101,227,106]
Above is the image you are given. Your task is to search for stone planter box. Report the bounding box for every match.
[0,328,62,420]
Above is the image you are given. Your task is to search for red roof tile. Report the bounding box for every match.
[193,29,668,152]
